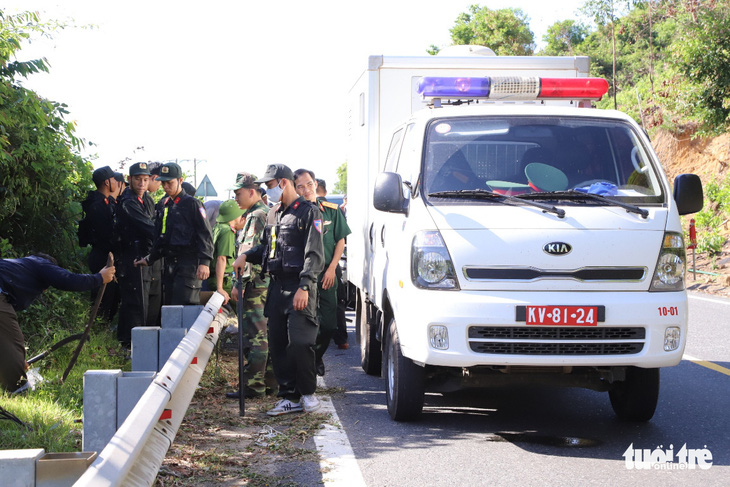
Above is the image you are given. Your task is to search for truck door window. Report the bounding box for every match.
[384,128,405,173]
[423,116,664,205]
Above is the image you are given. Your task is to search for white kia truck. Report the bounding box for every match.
[346,47,703,422]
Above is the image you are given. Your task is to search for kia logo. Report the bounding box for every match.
[543,242,572,255]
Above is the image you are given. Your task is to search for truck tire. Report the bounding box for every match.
[608,367,660,422]
[385,319,425,421]
[356,292,381,376]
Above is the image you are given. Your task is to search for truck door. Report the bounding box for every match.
[371,124,417,306]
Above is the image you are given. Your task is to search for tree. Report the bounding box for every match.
[449,6,535,55]
[670,2,730,132]
[0,10,92,267]
[334,162,347,194]
[541,20,589,56]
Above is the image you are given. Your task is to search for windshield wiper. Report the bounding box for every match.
[519,190,649,219]
[428,189,566,218]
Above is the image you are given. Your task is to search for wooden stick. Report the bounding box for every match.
[62,252,113,383]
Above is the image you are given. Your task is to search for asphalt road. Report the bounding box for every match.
[319,291,730,487]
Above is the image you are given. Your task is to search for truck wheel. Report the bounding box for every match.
[608,367,660,422]
[356,292,381,376]
[385,319,425,421]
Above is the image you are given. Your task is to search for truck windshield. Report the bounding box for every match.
[423,116,664,206]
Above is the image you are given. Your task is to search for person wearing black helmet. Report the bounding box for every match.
[233,164,324,416]
[135,163,213,306]
[115,163,156,346]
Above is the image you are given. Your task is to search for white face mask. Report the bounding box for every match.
[266,180,283,203]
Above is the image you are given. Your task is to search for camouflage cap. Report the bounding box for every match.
[129,162,151,176]
[231,172,259,190]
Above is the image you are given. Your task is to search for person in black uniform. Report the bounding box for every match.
[134,162,213,305]
[115,163,156,346]
[78,165,121,322]
[145,162,164,326]
[233,164,324,416]
[0,254,115,392]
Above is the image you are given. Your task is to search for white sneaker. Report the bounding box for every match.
[266,398,303,416]
[302,394,321,413]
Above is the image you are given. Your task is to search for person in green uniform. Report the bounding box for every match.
[207,199,245,304]
[293,169,351,377]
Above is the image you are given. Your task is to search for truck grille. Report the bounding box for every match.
[468,326,645,355]
[463,267,646,282]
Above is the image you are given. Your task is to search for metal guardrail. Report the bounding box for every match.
[74,292,225,486]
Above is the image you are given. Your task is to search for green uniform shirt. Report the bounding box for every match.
[317,197,351,266]
[237,200,270,288]
[207,222,237,291]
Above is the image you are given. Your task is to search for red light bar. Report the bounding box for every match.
[539,78,609,100]
[418,76,609,101]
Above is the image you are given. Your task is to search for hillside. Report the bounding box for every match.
[653,130,730,297]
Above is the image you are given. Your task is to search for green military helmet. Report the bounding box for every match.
[217,199,246,223]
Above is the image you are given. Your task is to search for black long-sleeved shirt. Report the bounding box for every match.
[0,256,102,311]
[148,189,213,266]
[116,188,156,257]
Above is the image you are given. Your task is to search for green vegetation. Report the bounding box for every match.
[437,2,730,137]
[0,288,128,451]
[689,176,730,255]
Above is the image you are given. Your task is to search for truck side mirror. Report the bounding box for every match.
[673,174,703,215]
[373,172,409,215]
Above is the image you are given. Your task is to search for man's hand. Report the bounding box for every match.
[233,254,247,275]
[322,267,336,290]
[217,287,230,305]
[230,284,245,303]
[134,256,149,267]
[293,288,308,311]
[197,264,210,281]
[100,265,116,284]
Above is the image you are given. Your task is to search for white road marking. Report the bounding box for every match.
[315,376,367,487]
[688,293,730,306]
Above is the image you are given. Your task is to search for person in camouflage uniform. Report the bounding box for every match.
[226,172,277,399]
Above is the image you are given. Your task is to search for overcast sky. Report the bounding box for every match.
[5,0,587,198]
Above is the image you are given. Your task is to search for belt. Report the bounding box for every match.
[165,254,198,264]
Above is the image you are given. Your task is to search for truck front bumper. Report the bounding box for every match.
[393,290,687,369]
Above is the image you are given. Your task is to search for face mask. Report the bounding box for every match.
[266,180,283,203]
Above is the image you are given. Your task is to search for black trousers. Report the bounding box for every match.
[333,266,348,345]
[146,259,163,326]
[162,258,201,306]
[0,296,26,392]
[265,278,319,401]
[88,247,119,322]
[117,253,151,345]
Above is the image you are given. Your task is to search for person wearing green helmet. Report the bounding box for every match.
[207,199,246,304]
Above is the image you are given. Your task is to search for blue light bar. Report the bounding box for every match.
[418,77,491,98]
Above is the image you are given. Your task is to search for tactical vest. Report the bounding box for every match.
[265,203,307,278]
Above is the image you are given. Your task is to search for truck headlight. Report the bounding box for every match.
[411,230,460,289]
[649,232,685,292]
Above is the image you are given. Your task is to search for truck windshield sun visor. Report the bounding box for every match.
[423,116,665,207]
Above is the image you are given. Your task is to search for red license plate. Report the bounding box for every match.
[525,306,598,326]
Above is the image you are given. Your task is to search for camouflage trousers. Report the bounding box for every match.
[241,284,277,396]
